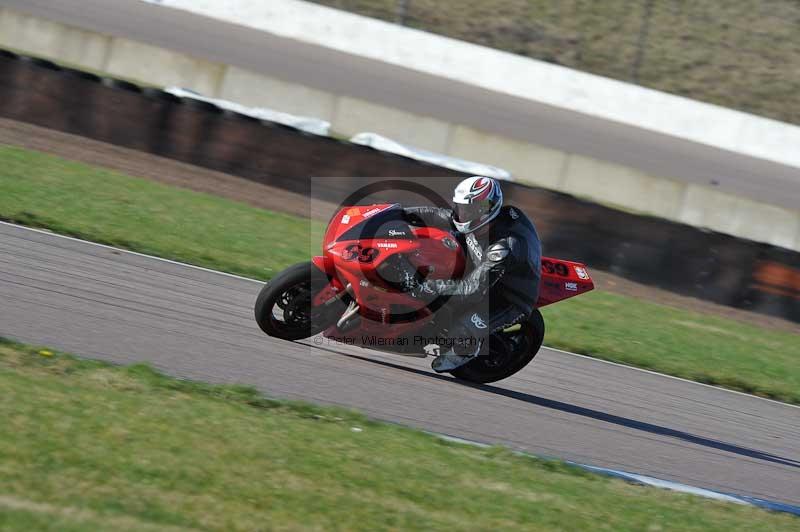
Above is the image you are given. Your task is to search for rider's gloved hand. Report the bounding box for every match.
[395,256,443,299]
[395,255,426,297]
[401,270,422,297]
[402,275,440,300]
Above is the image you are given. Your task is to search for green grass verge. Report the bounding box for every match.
[0,145,321,280]
[1,144,798,404]
[1,338,797,531]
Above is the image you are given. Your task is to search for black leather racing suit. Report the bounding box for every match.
[404,205,542,352]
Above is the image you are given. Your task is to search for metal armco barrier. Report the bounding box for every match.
[0,51,797,323]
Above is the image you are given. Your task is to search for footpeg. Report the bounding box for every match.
[431,353,475,373]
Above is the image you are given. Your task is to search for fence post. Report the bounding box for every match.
[632,0,654,83]
[396,0,410,25]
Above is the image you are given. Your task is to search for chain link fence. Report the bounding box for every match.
[309,0,800,125]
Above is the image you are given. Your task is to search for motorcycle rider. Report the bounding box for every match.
[403,176,542,372]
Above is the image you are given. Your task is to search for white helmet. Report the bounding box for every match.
[452,176,504,233]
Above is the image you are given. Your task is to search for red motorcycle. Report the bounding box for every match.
[255,203,593,383]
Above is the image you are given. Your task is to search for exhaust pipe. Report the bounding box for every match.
[336,300,360,329]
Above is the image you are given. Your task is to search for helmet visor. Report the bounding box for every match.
[454,201,490,225]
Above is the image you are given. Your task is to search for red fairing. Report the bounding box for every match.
[323,204,397,249]
[317,204,467,341]
[311,255,333,276]
[535,258,594,308]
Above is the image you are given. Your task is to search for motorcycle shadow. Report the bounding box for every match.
[313,345,800,471]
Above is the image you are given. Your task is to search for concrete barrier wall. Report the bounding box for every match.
[169,0,800,172]
[219,66,337,122]
[105,38,225,96]
[0,8,110,71]
[0,52,797,323]
[3,3,800,254]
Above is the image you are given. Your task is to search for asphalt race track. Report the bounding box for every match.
[2,222,799,505]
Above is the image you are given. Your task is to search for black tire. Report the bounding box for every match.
[142,87,182,103]
[20,56,61,71]
[63,68,101,82]
[223,109,260,123]
[450,309,545,384]
[101,78,142,93]
[181,97,222,113]
[254,262,341,341]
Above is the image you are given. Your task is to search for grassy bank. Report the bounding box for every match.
[1,144,798,404]
[308,0,800,126]
[0,145,319,280]
[1,338,796,531]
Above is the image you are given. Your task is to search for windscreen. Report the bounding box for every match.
[336,206,416,242]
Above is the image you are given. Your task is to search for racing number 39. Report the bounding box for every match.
[343,244,379,263]
[542,260,569,277]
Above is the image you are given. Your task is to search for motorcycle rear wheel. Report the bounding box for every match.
[450,309,545,384]
[254,262,341,341]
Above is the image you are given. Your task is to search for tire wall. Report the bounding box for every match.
[0,51,797,322]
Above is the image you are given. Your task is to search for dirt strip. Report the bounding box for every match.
[0,118,337,220]
[1,118,797,334]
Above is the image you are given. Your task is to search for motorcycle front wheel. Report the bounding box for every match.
[450,309,545,384]
[254,262,342,341]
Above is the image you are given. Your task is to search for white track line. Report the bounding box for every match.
[0,221,262,284]
[3,221,797,410]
